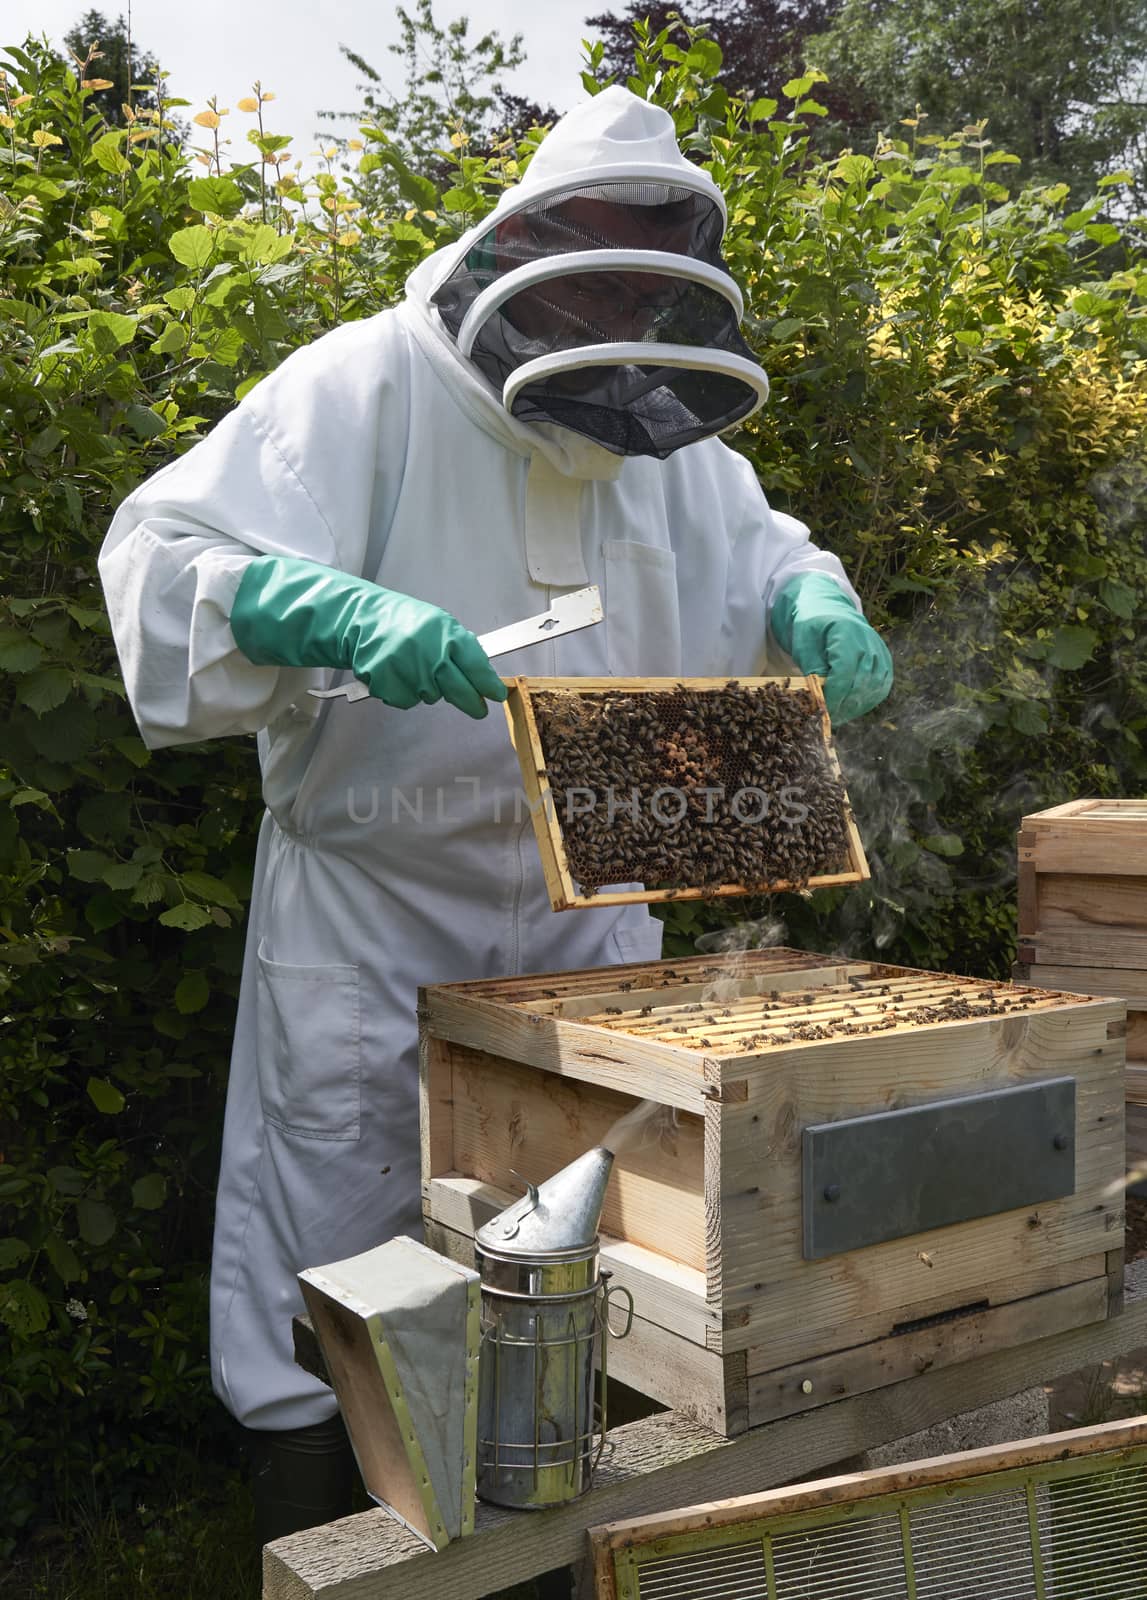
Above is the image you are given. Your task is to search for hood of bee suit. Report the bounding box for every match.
[401,86,769,464]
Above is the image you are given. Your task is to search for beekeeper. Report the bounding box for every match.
[100,86,892,1540]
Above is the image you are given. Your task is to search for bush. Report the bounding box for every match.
[1,22,1145,1543]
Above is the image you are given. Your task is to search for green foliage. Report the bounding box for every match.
[0,33,536,1548]
[805,0,1147,204]
[61,9,168,133]
[611,23,1147,973]
[3,14,1147,1551]
[318,0,540,203]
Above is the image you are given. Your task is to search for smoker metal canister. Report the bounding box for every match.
[474,1148,634,1510]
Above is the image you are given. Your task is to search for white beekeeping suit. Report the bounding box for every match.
[100,86,866,1528]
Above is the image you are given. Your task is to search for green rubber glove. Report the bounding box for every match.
[230,556,508,719]
[771,572,893,724]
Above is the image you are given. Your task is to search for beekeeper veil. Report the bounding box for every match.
[428,86,769,460]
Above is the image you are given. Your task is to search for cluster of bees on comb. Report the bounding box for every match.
[532,682,853,896]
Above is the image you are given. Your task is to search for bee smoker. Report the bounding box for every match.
[473,1147,634,1510]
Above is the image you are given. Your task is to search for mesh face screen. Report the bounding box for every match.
[530,683,852,896]
[432,182,762,456]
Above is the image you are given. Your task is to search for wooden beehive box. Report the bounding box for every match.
[420,949,1126,1438]
[503,677,869,910]
[1013,799,1147,1185]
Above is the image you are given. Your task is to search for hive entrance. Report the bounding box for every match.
[504,677,869,911]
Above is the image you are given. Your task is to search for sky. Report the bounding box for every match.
[6,1,600,162]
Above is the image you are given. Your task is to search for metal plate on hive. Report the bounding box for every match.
[802,1077,1076,1260]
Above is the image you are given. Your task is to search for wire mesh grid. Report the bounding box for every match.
[611,1445,1147,1600]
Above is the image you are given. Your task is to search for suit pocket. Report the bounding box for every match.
[603,540,682,677]
[255,943,361,1140]
[610,918,664,965]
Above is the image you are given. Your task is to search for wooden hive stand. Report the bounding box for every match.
[420,948,1127,1438]
[1013,798,1147,1188]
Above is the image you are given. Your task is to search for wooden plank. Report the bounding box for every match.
[502,679,578,911]
[747,1276,1108,1424]
[713,1008,1126,1350]
[263,1262,1147,1600]
[421,1216,740,1436]
[590,1415,1147,1556]
[524,963,865,1020]
[1127,1062,1147,1106]
[442,948,839,1001]
[1013,963,1147,1009]
[441,1042,707,1271]
[1016,856,1037,938]
[424,989,710,1112]
[422,1175,719,1344]
[417,1030,455,1183]
[1020,820,1147,876]
[742,1253,1109,1370]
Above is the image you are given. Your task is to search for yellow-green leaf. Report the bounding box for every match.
[87,1076,125,1114]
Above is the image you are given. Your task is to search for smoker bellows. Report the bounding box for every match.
[420,948,1126,1437]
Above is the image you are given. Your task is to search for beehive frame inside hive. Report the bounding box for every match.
[420,949,1126,1436]
[502,676,869,911]
[589,1417,1147,1600]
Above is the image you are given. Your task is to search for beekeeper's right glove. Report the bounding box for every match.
[229,555,508,720]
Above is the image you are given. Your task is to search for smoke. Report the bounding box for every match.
[600,1098,680,1158]
[694,911,789,1003]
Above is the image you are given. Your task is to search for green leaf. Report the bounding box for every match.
[0,1280,50,1337]
[88,311,138,352]
[44,1233,82,1284]
[131,1174,167,1211]
[87,1076,126,1114]
[151,321,189,355]
[68,850,115,884]
[1046,625,1098,670]
[187,175,244,217]
[0,1239,31,1271]
[18,669,72,714]
[1098,170,1134,189]
[169,225,215,270]
[0,630,44,672]
[239,223,294,265]
[1100,580,1136,619]
[748,97,777,122]
[125,403,168,439]
[684,37,723,76]
[781,74,815,99]
[101,861,143,891]
[48,1166,85,1197]
[920,833,964,857]
[174,970,210,1014]
[158,903,213,931]
[85,893,125,933]
[180,870,241,910]
[76,1199,116,1247]
[90,130,130,174]
[164,285,196,312]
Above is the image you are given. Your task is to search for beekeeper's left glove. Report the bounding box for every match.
[771,572,893,724]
